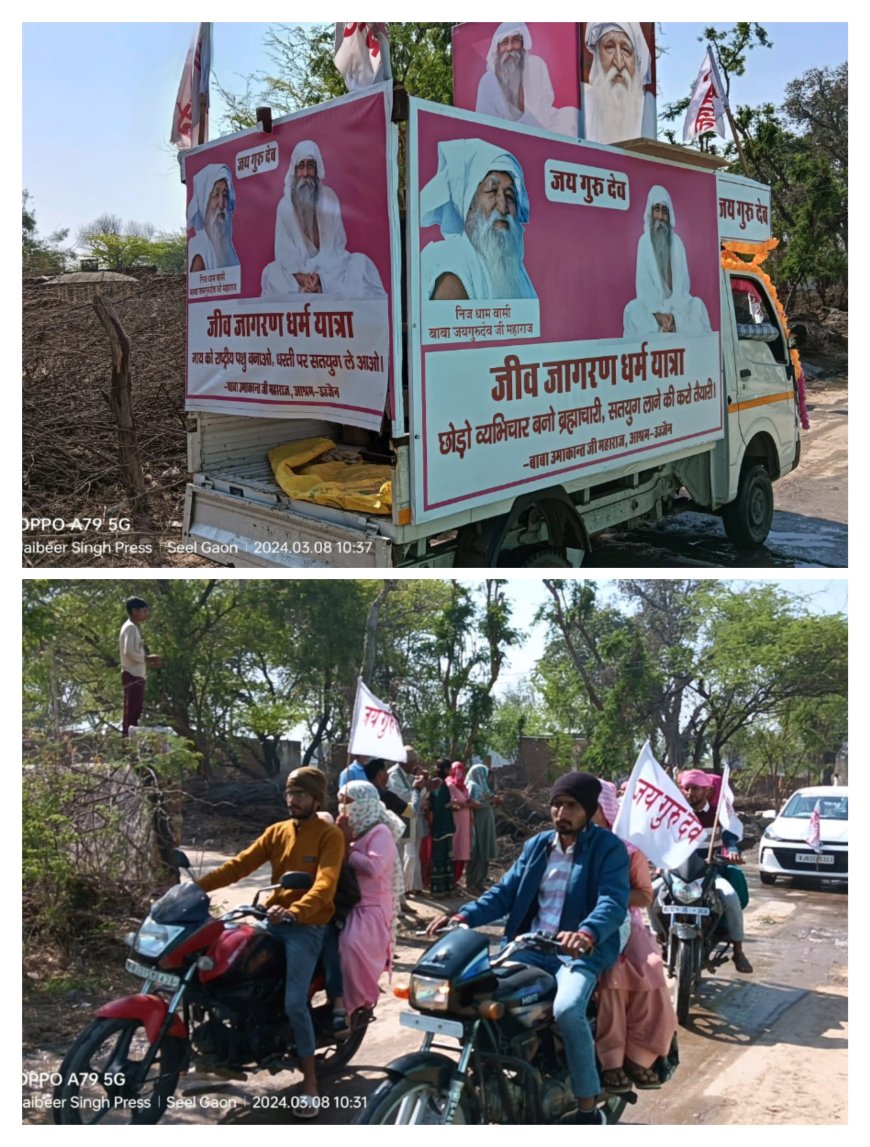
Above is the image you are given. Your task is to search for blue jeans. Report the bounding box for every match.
[512,949,600,1100]
[264,921,326,1057]
[321,922,344,1002]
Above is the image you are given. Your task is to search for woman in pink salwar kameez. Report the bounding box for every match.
[593,779,677,1092]
[447,762,475,885]
[334,781,404,1023]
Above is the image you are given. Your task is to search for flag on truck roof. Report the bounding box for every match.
[683,46,727,143]
[171,22,213,149]
[334,23,392,91]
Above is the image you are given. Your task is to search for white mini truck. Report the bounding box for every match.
[181,86,800,568]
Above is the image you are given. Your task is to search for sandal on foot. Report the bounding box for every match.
[624,1061,661,1090]
[733,951,753,974]
[600,1068,633,1093]
[332,1010,350,1039]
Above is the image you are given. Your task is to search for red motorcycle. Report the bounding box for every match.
[52,850,370,1124]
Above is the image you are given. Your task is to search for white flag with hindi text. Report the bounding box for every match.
[612,742,704,870]
[171,22,212,149]
[682,46,727,143]
[349,678,406,762]
[334,23,391,91]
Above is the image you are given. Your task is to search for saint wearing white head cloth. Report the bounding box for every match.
[623,185,711,338]
[420,138,536,301]
[260,140,385,298]
[188,163,240,272]
[583,22,656,145]
[475,22,577,136]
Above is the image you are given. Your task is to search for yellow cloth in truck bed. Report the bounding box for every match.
[268,437,392,515]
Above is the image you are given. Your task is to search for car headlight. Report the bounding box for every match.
[409,975,451,1012]
[670,876,704,904]
[134,919,186,958]
[763,829,785,841]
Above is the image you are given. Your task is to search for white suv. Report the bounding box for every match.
[758,785,848,885]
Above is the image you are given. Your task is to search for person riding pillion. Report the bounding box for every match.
[428,771,630,1125]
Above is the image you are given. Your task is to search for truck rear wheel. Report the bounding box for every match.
[722,464,774,549]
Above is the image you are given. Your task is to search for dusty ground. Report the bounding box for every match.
[23,836,847,1126]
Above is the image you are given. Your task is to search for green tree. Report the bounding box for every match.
[687,583,847,771]
[219,22,453,132]
[22,190,72,275]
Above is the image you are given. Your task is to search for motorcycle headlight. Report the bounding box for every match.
[409,975,451,1012]
[671,876,704,904]
[134,918,186,958]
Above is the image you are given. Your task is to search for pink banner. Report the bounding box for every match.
[452,22,580,138]
[409,101,722,521]
[183,86,395,430]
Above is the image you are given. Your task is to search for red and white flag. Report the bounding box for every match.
[334,23,391,91]
[349,678,406,763]
[612,742,704,870]
[171,22,213,149]
[806,800,823,853]
[682,46,727,143]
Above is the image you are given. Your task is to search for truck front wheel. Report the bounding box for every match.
[722,464,774,549]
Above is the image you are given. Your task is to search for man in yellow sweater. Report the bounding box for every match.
[197,766,343,1115]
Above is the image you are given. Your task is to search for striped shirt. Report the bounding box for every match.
[530,836,574,935]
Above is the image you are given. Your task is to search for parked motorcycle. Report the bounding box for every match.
[356,927,677,1125]
[52,850,370,1124]
[656,851,744,1025]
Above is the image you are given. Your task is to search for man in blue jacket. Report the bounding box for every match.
[428,771,630,1125]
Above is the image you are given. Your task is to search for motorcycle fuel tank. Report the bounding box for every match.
[199,924,285,984]
[492,962,557,1029]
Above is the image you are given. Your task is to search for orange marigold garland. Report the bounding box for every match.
[721,239,810,430]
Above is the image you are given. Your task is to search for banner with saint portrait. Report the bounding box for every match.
[181,83,401,431]
[407,98,723,525]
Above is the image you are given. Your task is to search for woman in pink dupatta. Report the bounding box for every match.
[447,762,474,885]
[593,779,677,1092]
[334,781,404,1023]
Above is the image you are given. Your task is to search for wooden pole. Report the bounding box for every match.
[198,93,207,145]
[92,294,147,512]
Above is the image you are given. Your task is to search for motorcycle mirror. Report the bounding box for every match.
[280,872,314,891]
[171,848,192,870]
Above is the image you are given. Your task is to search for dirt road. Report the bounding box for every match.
[26,847,845,1126]
[587,381,847,568]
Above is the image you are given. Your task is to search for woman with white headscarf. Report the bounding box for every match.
[332,780,404,1033]
[592,779,677,1093]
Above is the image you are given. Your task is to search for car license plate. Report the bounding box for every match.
[795,853,835,865]
[400,1012,464,1039]
[661,905,710,916]
[125,958,181,990]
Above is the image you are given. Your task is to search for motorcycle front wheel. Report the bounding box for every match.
[674,939,695,1027]
[356,1077,470,1125]
[52,1017,187,1125]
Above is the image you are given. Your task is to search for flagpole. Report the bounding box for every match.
[707,768,728,864]
[197,94,207,146]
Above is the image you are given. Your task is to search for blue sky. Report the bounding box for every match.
[21,17,848,247]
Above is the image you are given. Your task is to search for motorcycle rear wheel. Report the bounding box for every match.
[52,1017,186,1125]
[356,1077,469,1125]
[674,939,694,1027]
